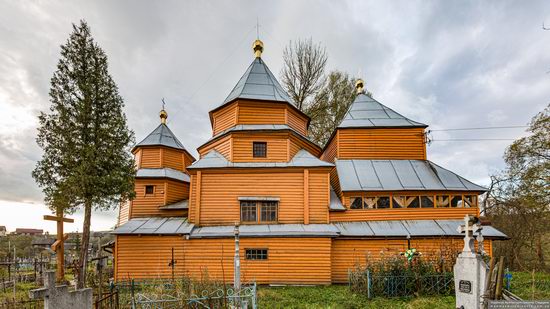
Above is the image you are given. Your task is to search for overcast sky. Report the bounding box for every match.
[1,1,548,233]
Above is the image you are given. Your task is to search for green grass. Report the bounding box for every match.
[509,272,550,300]
[258,285,456,309]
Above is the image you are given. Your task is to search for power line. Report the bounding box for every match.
[431,138,517,142]
[167,25,257,124]
[429,125,528,132]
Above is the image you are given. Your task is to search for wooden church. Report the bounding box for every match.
[114,40,506,284]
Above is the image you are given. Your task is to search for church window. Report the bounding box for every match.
[364,197,377,209]
[240,201,257,222]
[245,248,268,260]
[350,197,363,209]
[420,196,435,208]
[253,142,267,158]
[145,185,154,195]
[240,200,278,223]
[451,195,462,207]
[464,195,477,208]
[260,201,278,222]
[436,195,450,207]
[377,197,391,208]
[393,196,419,208]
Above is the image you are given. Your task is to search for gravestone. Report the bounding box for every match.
[454,215,488,309]
[29,270,92,309]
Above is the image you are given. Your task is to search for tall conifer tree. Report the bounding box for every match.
[33,20,135,288]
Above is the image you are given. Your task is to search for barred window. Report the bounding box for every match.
[464,195,477,208]
[145,185,154,195]
[252,142,267,158]
[245,249,268,260]
[240,201,257,222]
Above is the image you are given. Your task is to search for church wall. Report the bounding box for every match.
[232,132,288,162]
[115,236,332,285]
[188,168,331,226]
[338,128,427,160]
[331,238,492,283]
[198,135,232,160]
[212,102,238,136]
[236,101,286,126]
[320,132,338,163]
[162,148,185,171]
[288,134,322,158]
[130,178,188,218]
[309,170,330,224]
[140,148,161,168]
[286,108,308,136]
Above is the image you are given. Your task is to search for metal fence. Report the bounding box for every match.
[349,270,454,298]
[113,279,257,309]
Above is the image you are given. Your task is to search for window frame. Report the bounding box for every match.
[245,248,269,260]
[145,185,155,195]
[252,141,267,158]
[240,200,278,224]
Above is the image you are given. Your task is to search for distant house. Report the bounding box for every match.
[31,237,55,250]
[14,228,43,236]
[0,226,6,237]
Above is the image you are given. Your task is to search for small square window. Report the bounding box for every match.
[145,185,154,195]
[253,142,267,158]
[245,248,268,260]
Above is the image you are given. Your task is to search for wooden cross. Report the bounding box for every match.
[457,215,482,254]
[44,207,74,283]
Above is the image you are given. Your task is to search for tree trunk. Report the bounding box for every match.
[536,234,546,271]
[77,200,92,289]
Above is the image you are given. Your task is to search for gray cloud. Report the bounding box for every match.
[1,0,548,207]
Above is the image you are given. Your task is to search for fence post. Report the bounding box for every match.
[367,269,371,299]
[130,279,135,309]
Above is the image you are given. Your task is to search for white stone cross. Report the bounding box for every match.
[457,215,482,255]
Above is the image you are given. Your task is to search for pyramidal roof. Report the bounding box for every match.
[135,123,187,151]
[221,57,294,106]
[338,93,427,129]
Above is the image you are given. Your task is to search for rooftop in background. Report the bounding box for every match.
[338,92,427,129]
[134,123,187,151]
[336,159,486,192]
[14,228,43,235]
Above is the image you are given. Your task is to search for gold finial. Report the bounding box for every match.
[160,98,168,124]
[253,39,264,58]
[355,79,365,94]
[159,109,168,124]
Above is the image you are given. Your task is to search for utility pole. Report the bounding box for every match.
[234,223,241,307]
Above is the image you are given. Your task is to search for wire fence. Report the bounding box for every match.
[349,270,454,298]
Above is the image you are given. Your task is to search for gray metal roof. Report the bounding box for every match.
[112,217,193,235]
[189,149,333,169]
[112,218,506,239]
[135,124,187,151]
[338,93,427,129]
[158,199,188,210]
[189,223,339,238]
[222,58,294,106]
[336,159,486,192]
[136,168,190,182]
[207,124,311,143]
[329,187,345,211]
[334,220,508,239]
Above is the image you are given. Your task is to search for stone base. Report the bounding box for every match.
[454,252,488,309]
